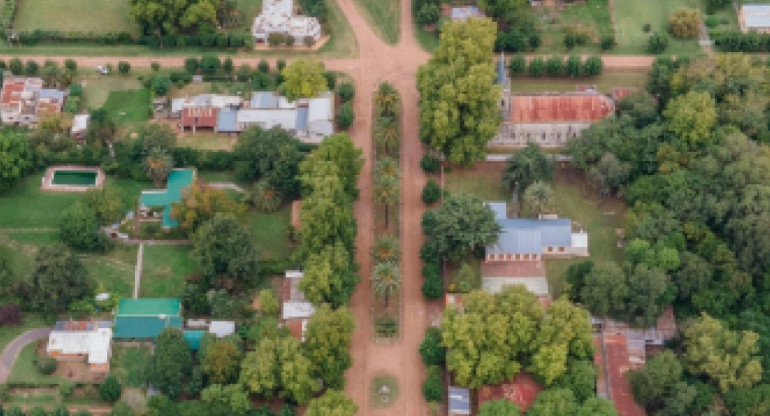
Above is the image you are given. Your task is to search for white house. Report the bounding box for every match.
[47,321,112,372]
[252,0,322,46]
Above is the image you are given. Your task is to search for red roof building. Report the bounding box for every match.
[0,77,64,128]
[510,93,615,123]
[478,372,543,413]
[182,107,219,132]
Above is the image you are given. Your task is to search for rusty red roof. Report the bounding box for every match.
[182,107,218,128]
[511,94,614,123]
[612,88,641,102]
[478,372,543,412]
[1,79,26,106]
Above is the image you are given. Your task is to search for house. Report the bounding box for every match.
[450,6,485,21]
[209,321,236,338]
[46,321,113,372]
[237,91,334,143]
[281,270,315,341]
[481,261,550,306]
[485,202,588,262]
[139,168,196,228]
[252,0,322,46]
[71,114,90,140]
[448,387,471,416]
[0,77,66,128]
[113,298,183,341]
[170,94,241,119]
[491,57,615,147]
[740,4,770,33]
[593,307,677,416]
[182,107,219,133]
[216,107,239,134]
[478,373,543,413]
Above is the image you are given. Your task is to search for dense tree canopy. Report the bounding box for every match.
[191,214,260,290]
[29,244,92,313]
[299,242,358,307]
[171,184,245,232]
[304,390,358,416]
[147,328,192,399]
[233,127,304,200]
[60,202,112,252]
[303,304,355,390]
[0,130,34,193]
[280,60,328,101]
[300,133,363,200]
[503,143,553,197]
[201,339,241,384]
[130,0,221,35]
[417,18,501,165]
[422,193,501,262]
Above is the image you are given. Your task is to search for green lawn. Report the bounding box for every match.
[443,165,510,202]
[414,24,439,53]
[14,0,136,34]
[224,0,263,35]
[0,174,150,228]
[0,314,48,350]
[613,0,704,55]
[82,76,144,110]
[545,169,626,297]
[177,133,235,151]
[102,89,151,126]
[7,343,66,384]
[316,0,359,58]
[352,0,400,44]
[140,245,197,297]
[509,69,650,94]
[110,345,150,387]
[535,0,613,54]
[245,206,294,260]
[80,245,138,298]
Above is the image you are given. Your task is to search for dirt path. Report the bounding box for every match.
[134,243,144,298]
[0,328,51,383]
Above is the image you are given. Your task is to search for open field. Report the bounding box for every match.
[140,245,197,298]
[110,345,150,387]
[352,0,400,44]
[613,0,703,55]
[14,0,136,34]
[80,245,138,298]
[443,163,509,202]
[546,168,626,296]
[535,0,613,54]
[245,206,294,260]
[82,76,144,110]
[509,68,650,94]
[102,89,150,125]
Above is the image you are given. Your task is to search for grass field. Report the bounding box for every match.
[245,206,294,260]
[82,76,144,110]
[414,24,439,52]
[110,345,150,387]
[80,245,138,298]
[15,0,136,34]
[443,164,510,202]
[140,245,197,298]
[7,343,67,384]
[352,0,400,44]
[316,0,359,57]
[0,314,48,350]
[546,169,625,296]
[509,68,650,94]
[177,133,236,151]
[613,0,704,55]
[102,89,151,126]
[535,0,613,54]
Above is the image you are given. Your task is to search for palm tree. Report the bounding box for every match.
[375,82,399,117]
[371,235,401,264]
[372,261,402,308]
[523,181,555,218]
[144,146,174,186]
[374,116,399,155]
[374,174,399,229]
[374,157,400,180]
[503,143,553,198]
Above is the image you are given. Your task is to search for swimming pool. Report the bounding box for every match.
[52,170,98,186]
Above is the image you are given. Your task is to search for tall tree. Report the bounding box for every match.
[374,174,400,228]
[304,390,358,416]
[422,193,501,262]
[201,339,241,384]
[663,90,716,151]
[625,264,672,328]
[374,116,399,155]
[29,244,92,314]
[191,214,260,290]
[60,202,111,252]
[144,146,174,186]
[478,399,521,416]
[526,388,578,416]
[478,0,531,30]
[578,262,629,319]
[503,143,553,197]
[146,328,192,399]
[139,123,177,153]
[0,130,33,193]
[523,181,555,217]
[83,186,125,226]
[233,127,303,200]
[299,242,358,307]
[129,0,218,35]
[417,18,501,166]
[300,133,363,199]
[280,60,328,101]
[577,397,619,416]
[170,184,245,232]
[240,336,320,404]
[587,153,631,195]
[683,313,762,393]
[374,82,399,117]
[303,304,355,389]
[372,262,402,308]
[200,384,251,415]
[629,350,683,411]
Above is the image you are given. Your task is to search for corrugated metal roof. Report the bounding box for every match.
[448,387,471,414]
[117,298,181,317]
[217,108,238,132]
[39,89,65,101]
[511,94,614,123]
[483,276,549,296]
[450,6,483,21]
[251,91,275,109]
[113,316,183,339]
[296,106,309,130]
[487,218,573,255]
[183,330,205,350]
[744,4,770,28]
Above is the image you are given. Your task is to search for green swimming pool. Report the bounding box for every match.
[52,170,98,186]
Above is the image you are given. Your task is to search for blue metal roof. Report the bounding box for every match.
[113,316,183,339]
[496,54,508,86]
[296,106,309,131]
[744,4,770,28]
[451,6,483,21]
[39,89,65,100]
[251,92,274,109]
[217,108,238,132]
[488,218,573,256]
[448,387,471,414]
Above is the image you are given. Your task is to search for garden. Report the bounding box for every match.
[14,0,136,34]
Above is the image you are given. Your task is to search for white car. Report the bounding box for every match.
[96,65,109,75]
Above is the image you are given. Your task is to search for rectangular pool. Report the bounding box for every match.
[52,171,98,186]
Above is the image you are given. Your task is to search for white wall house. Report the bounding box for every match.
[252,0,322,46]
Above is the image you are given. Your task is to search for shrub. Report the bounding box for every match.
[583,56,604,76]
[223,58,234,74]
[338,82,355,102]
[336,101,355,130]
[118,61,131,74]
[324,71,337,89]
[546,56,564,77]
[25,60,38,75]
[416,2,440,26]
[258,59,270,74]
[184,57,199,74]
[668,7,701,39]
[268,33,284,46]
[421,262,443,299]
[64,59,77,72]
[528,57,546,77]
[277,58,286,71]
[528,34,541,49]
[59,381,75,401]
[563,34,577,49]
[151,62,160,71]
[509,54,526,75]
[422,365,444,402]
[565,55,582,77]
[422,178,441,205]
[372,235,401,264]
[258,289,280,316]
[647,32,669,54]
[420,154,440,173]
[643,23,652,33]
[419,327,445,366]
[100,375,122,402]
[200,56,221,74]
[9,58,22,75]
[69,83,83,97]
[601,35,615,50]
[252,180,283,212]
[151,74,172,96]
[704,15,718,28]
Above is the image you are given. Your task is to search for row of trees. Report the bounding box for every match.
[566,53,770,413]
[508,54,604,78]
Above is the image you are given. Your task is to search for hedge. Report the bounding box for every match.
[14,30,253,50]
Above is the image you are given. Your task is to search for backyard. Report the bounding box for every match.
[102,89,151,126]
[14,0,136,33]
[352,0,400,44]
[110,345,150,387]
[140,245,197,298]
[613,0,704,55]
[177,133,236,151]
[82,76,144,110]
[534,0,613,54]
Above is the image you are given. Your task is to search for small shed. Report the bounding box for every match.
[183,330,205,350]
[71,114,90,140]
[209,321,236,338]
[448,387,471,416]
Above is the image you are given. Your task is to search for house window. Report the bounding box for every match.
[523,254,530,260]
[558,247,565,253]
[515,254,520,260]
[547,247,553,253]
[506,254,512,261]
